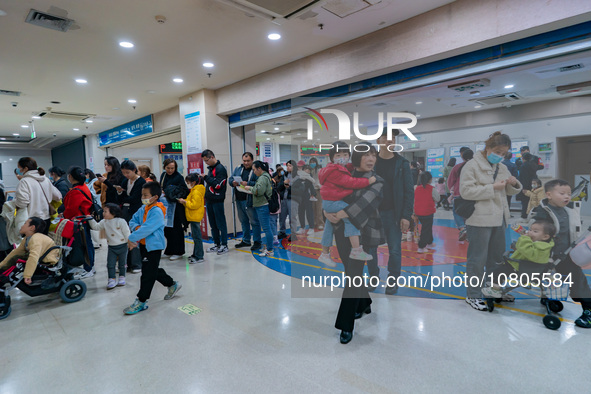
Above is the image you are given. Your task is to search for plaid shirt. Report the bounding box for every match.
[339,169,385,248]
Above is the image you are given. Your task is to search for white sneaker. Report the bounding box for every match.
[206,245,219,253]
[481,286,502,298]
[169,255,183,261]
[162,254,172,259]
[76,268,95,280]
[296,228,306,235]
[426,243,436,250]
[216,245,229,255]
[131,268,141,274]
[465,297,488,311]
[318,253,337,267]
[417,248,428,253]
[309,196,318,201]
[107,278,117,290]
[117,276,126,286]
[349,247,373,261]
[259,248,274,257]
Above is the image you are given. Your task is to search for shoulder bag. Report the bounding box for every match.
[454,164,500,219]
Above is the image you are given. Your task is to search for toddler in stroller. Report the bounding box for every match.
[0,217,88,320]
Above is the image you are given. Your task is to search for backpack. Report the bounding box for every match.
[267,181,281,215]
[75,187,103,221]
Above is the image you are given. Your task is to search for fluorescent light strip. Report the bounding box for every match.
[229,39,591,128]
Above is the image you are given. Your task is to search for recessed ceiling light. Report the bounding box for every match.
[415,101,423,104]
[416,114,421,117]
[173,78,183,83]
[274,127,279,131]
[73,128,79,131]
[75,79,87,84]
[268,33,281,40]
[128,99,137,104]
[32,116,41,119]
[85,119,93,123]
[266,138,270,141]
[21,125,29,128]
[146,90,156,94]
[261,130,266,133]
[119,41,134,48]
[280,136,284,138]
[297,133,301,136]
[9,158,12,161]
[203,62,214,68]
[13,133,19,136]
[474,105,482,109]
[112,108,119,110]
[0,138,5,140]
[504,84,514,89]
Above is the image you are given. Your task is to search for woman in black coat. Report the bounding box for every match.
[118,160,147,272]
[160,158,189,260]
[97,156,125,206]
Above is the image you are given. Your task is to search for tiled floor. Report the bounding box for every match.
[2,209,590,393]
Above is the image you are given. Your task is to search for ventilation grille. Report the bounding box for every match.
[448,79,491,92]
[36,110,95,121]
[0,89,21,97]
[472,93,522,105]
[239,0,321,18]
[556,81,591,95]
[25,9,75,32]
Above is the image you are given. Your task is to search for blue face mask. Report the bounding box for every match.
[309,163,317,169]
[487,152,504,164]
[16,168,24,176]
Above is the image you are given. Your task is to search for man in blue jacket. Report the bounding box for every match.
[228,152,260,250]
[374,129,415,295]
[202,149,229,255]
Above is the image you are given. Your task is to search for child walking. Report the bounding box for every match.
[124,182,181,315]
[179,173,205,264]
[89,203,130,290]
[317,143,375,267]
[436,177,449,209]
[414,172,439,253]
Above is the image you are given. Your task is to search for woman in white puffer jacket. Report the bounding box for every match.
[15,157,62,234]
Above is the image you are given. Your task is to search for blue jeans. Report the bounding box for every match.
[452,197,466,229]
[236,200,251,243]
[270,214,278,237]
[279,199,290,231]
[255,205,273,250]
[321,200,359,248]
[206,201,228,246]
[246,206,261,243]
[380,209,402,277]
[189,222,204,260]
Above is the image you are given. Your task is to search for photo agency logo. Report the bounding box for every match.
[304,107,419,153]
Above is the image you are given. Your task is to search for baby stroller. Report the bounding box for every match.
[0,217,91,320]
[571,177,589,202]
[485,226,591,330]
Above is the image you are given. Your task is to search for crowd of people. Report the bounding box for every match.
[0,131,590,341]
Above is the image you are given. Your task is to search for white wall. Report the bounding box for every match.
[108,146,161,174]
[1,149,52,192]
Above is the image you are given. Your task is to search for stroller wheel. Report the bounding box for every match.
[59,280,87,303]
[543,315,561,330]
[0,306,11,320]
[486,298,495,312]
[548,300,564,313]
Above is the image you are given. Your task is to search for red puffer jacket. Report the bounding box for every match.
[318,163,370,201]
[62,184,94,219]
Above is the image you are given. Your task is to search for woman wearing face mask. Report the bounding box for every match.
[459,131,522,311]
[160,158,189,260]
[14,157,62,235]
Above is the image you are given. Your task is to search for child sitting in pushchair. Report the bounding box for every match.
[481,219,556,299]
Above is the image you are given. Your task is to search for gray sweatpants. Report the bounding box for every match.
[107,243,128,279]
[465,224,506,298]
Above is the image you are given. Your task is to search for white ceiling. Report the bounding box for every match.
[254,49,591,144]
[0,0,455,149]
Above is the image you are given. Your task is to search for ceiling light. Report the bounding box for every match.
[85,119,93,123]
[75,79,87,84]
[73,128,79,131]
[21,125,29,128]
[203,62,214,68]
[13,133,19,136]
[268,33,281,40]
[297,133,301,136]
[415,101,423,104]
[9,158,12,161]
[416,114,421,117]
[112,108,119,110]
[173,78,183,83]
[32,116,41,119]
[261,130,266,133]
[274,127,279,131]
[504,84,514,89]
[474,105,482,109]
[128,99,137,104]
[266,138,270,141]
[0,138,5,140]
[280,136,284,138]
[119,41,134,48]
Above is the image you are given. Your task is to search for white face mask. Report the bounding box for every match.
[142,198,152,205]
[334,157,349,166]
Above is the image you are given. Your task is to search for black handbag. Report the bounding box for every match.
[455,164,499,219]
